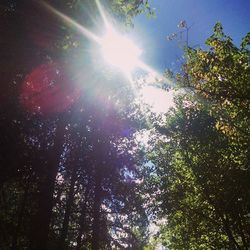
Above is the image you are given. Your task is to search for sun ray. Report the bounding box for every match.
[137,61,159,76]
[40,1,101,44]
[40,1,158,80]
[95,0,111,30]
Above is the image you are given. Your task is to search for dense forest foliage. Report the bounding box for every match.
[0,1,249,250]
[145,24,250,250]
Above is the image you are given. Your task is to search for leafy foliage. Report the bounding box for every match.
[148,24,250,249]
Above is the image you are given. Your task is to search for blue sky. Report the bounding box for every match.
[131,0,250,72]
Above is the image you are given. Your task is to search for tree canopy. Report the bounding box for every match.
[146,23,250,249]
[0,1,249,249]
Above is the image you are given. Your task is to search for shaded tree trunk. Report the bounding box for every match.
[76,182,91,250]
[11,176,31,250]
[30,117,66,250]
[57,164,78,250]
[91,173,102,250]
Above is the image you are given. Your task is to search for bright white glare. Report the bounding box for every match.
[101,29,142,73]
[42,0,156,79]
[141,86,174,114]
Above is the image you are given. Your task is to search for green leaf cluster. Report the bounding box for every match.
[149,23,250,249]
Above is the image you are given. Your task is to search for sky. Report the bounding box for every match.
[131,0,250,72]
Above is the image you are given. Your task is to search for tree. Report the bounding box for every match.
[0,1,152,249]
[147,24,250,249]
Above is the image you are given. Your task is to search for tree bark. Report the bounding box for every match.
[76,182,91,250]
[57,164,77,250]
[91,173,102,250]
[11,176,31,250]
[30,117,66,250]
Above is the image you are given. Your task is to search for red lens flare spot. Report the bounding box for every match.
[20,63,80,115]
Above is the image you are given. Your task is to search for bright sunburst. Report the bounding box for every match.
[101,28,142,74]
[40,0,175,116]
[41,0,155,78]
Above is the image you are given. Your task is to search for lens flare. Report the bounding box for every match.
[40,0,157,78]
[101,28,142,73]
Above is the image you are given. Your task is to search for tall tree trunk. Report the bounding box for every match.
[76,181,91,250]
[11,176,31,250]
[30,117,66,250]
[91,173,102,250]
[57,164,78,250]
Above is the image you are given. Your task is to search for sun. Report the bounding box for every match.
[42,0,153,77]
[100,28,142,74]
